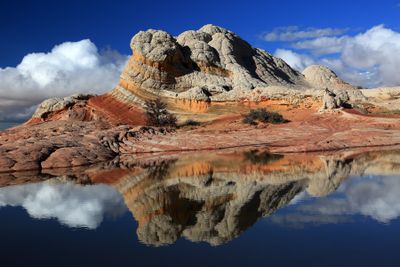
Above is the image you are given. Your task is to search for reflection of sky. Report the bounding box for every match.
[270,175,400,226]
[2,174,400,231]
[0,181,127,229]
[0,122,18,130]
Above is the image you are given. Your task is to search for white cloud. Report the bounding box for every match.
[320,58,381,88]
[0,181,127,229]
[0,40,128,122]
[262,26,348,42]
[273,25,400,87]
[293,36,349,55]
[269,175,400,227]
[299,175,400,223]
[274,49,314,71]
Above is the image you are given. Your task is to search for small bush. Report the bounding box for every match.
[182,119,201,127]
[144,98,177,127]
[242,108,287,125]
[242,116,258,125]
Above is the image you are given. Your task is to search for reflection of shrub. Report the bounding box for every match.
[242,108,287,125]
[144,99,177,127]
[146,160,176,180]
[244,150,284,165]
[181,119,201,127]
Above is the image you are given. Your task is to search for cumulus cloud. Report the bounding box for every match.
[0,40,128,122]
[275,49,315,71]
[271,25,400,88]
[262,26,348,42]
[0,181,127,229]
[293,36,349,55]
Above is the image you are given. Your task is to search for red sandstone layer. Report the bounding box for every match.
[1,101,400,174]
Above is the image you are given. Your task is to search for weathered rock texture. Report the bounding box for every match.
[302,65,355,91]
[120,25,305,102]
[27,25,375,123]
[22,24,398,121]
[361,87,400,113]
[2,106,400,174]
[112,25,371,110]
[320,88,350,110]
[27,93,146,126]
[1,24,400,174]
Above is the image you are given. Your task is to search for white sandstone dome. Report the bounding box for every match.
[302,64,354,90]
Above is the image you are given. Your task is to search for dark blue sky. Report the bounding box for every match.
[1,0,399,67]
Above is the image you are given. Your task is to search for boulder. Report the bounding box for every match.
[32,94,94,119]
[320,88,350,110]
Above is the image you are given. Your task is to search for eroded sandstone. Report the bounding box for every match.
[1,24,400,174]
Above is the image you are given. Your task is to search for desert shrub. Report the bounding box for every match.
[242,115,258,125]
[242,108,287,125]
[182,119,201,127]
[144,98,177,127]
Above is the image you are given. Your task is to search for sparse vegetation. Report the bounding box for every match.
[144,98,177,127]
[242,108,287,125]
[180,119,201,127]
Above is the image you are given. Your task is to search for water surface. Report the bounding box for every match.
[0,122,18,130]
[1,149,400,266]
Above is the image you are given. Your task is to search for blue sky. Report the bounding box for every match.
[1,0,399,66]
[0,0,400,121]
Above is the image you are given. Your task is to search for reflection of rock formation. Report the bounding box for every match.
[110,149,400,246]
[307,158,353,197]
[1,148,400,246]
[122,165,305,246]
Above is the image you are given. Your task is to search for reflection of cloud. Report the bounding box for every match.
[269,213,351,228]
[288,191,308,205]
[272,175,400,226]
[300,176,400,223]
[0,181,126,229]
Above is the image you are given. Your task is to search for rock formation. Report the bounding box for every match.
[320,88,350,110]
[24,25,372,121]
[32,94,94,119]
[302,65,355,91]
[1,24,400,174]
[119,25,305,102]
[28,25,369,120]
